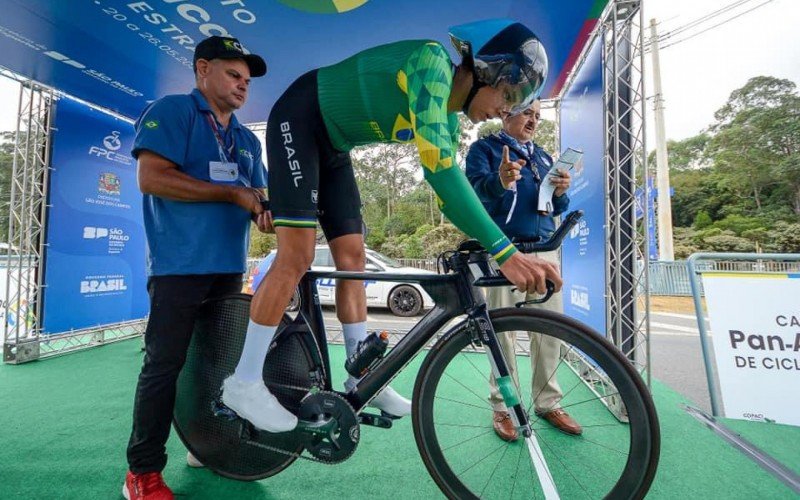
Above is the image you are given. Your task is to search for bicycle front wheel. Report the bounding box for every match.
[412,308,659,499]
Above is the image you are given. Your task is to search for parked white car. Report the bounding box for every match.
[246,245,435,316]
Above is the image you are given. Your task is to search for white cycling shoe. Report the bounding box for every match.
[186,451,204,468]
[221,376,298,432]
[346,378,412,417]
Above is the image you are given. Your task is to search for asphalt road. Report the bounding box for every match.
[321,306,714,413]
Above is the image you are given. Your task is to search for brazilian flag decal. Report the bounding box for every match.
[278,0,369,14]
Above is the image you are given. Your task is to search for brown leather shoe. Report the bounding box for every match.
[540,408,582,435]
[492,411,519,442]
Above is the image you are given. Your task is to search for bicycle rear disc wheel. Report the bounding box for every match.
[174,295,319,481]
[412,308,660,499]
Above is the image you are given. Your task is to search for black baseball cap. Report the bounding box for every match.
[193,36,267,77]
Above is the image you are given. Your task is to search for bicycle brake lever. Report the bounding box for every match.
[513,280,555,307]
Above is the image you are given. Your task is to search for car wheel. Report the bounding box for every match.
[388,285,422,317]
[286,288,301,312]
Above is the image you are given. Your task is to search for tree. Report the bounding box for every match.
[713,76,797,128]
[707,76,799,215]
[535,118,557,155]
[352,142,417,220]
[477,120,501,138]
[647,134,710,172]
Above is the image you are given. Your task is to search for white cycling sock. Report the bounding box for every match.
[342,321,368,358]
[232,320,277,383]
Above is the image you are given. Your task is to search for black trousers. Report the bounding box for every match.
[126,273,243,473]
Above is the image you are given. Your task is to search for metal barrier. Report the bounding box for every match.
[647,260,800,296]
[686,252,800,417]
[396,258,438,272]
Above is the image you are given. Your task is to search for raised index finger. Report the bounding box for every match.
[502,145,510,164]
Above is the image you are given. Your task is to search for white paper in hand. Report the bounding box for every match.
[537,147,583,213]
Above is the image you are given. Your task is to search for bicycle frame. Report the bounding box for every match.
[293,257,560,495]
[296,261,527,432]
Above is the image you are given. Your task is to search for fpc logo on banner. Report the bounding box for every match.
[88,130,132,165]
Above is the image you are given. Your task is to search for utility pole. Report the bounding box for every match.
[649,18,674,261]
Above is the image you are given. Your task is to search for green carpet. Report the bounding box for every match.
[0,339,796,499]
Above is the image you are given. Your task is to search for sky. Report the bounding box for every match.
[641,0,800,142]
[0,0,798,145]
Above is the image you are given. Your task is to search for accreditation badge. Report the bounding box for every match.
[209,161,239,182]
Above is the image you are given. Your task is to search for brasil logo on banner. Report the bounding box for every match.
[702,272,800,427]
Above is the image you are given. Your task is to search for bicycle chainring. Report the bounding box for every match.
[297,391,359,464]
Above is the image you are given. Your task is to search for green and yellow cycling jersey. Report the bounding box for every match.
[317,40,516,264]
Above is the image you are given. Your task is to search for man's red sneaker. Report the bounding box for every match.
[122,471,174,500]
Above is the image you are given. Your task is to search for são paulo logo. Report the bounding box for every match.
[278,0,369,14]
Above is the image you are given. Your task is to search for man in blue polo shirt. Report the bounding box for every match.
[123,36,270,500]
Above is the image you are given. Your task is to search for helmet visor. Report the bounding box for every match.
[474,38,548,113]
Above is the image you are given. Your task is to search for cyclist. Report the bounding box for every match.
[221,18,563,432]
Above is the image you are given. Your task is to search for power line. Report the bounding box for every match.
[652,0,755,44]
[659,0,776,50]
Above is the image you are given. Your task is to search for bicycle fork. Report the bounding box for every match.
[469,305,561,500]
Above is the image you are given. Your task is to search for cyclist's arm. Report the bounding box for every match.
[406,43,516,265]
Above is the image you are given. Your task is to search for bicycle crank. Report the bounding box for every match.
[297,391,359,464]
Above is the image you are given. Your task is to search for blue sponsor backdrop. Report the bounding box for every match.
[559,37,606,334]
[0,0,604,122]
[42,97,148,333]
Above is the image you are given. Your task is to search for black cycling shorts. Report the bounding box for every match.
[266,70,363,241]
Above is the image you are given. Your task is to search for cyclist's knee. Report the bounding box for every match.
[335,253,365,272]
[329,238,366,271]
[274,248,314,277]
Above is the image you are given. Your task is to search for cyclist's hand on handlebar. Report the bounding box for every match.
[499,252,562,295]
[499,145,525,190]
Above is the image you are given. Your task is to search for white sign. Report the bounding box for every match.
[702,273,800,426]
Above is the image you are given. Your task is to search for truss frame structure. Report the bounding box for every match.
[602,0,651,385]
[2,80,146,363]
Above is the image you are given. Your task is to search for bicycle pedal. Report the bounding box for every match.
[358,412,394,429]
[380,410,403,420]
[211,399,239,421]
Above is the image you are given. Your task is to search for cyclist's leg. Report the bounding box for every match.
[222,70,322,432]
[318,157,367,326]
[328,233,367,325]
[318,157,411,417]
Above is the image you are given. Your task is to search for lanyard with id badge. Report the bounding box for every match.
[206,113,242,184]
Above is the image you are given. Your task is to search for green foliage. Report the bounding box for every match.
[419,223,466,257]
[702,232,756,253]
[248,228,276,258]
[535,118,557,155]
[655,75,800,255]
[692,211,712,230]
[477,120,501,138]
